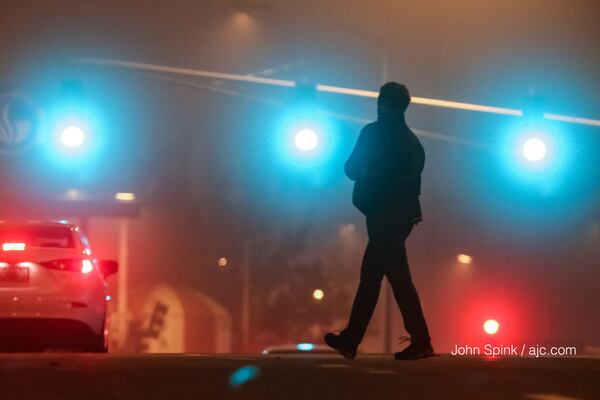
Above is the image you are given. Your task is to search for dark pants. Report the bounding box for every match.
[342,211,431,346]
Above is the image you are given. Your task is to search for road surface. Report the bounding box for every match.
[0,353,597,399]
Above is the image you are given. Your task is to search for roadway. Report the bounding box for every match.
[0,353,597,399]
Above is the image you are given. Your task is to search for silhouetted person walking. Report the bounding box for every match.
[325,82,433,360]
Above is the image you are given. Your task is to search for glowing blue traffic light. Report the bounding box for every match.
[294,128,319,152]
[522,137,547,162]
[42,106,102,169]
[285,122,327,167]
[513,128,558,174]
[52,115,95,158]
[275,112,336,170]
[59,125,87,149]
[499,120,569,189]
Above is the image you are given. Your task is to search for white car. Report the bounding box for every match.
[0,221,118,352]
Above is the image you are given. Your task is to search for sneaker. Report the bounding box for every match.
[324,332,357,359]
[394,342,435,360]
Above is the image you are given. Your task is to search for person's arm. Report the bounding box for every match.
[344,125,370,181]
[407,132,425,196]
[413,134,425,174]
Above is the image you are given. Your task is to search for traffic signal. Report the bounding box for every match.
[503,120,566,183]
[52,114,95,157]
[521,137,546,162]
[498,94,569,186]
[294,128,319,152]
[59,125,86,149]
[512,94,563,176]
[274,82,340,170]
[44,80,100,161]
[279,115,331,168]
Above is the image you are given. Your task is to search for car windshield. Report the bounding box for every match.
[0,226,74,248]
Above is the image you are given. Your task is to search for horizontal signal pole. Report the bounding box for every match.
[316,84,523,116]
[78,58,296,88]
[77,58,600,128]
[543,113,600,127]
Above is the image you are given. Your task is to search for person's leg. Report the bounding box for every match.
[341,239,385,346]
[383,223,431,346]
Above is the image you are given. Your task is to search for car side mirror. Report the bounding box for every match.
[98,260,118,277]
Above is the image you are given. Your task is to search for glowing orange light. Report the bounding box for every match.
[115,192,135,202]
[457,254,473,264]
[483,319,500,335]
[312,289,325,301]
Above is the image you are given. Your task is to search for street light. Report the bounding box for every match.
[312,289,324,301]
[115,192,136,202]
[457,254,473,265]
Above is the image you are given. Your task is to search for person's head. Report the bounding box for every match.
[377,82,411,115]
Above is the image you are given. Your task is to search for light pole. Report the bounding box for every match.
[378,46,394,356]
[241,238,251,351]
[320,18,393,353]
[115,217,130,350]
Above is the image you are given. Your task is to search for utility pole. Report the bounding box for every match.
[116,217,130,350]
[241,238,251,352]
[379,45,394,355]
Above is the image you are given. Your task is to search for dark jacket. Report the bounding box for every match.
[345,113,425,221]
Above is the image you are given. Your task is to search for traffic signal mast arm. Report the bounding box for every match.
[77,58,600,128]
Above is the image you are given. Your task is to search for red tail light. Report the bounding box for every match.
[2,243,26,251]
[81,259,93,274]
[39,259,94,274]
